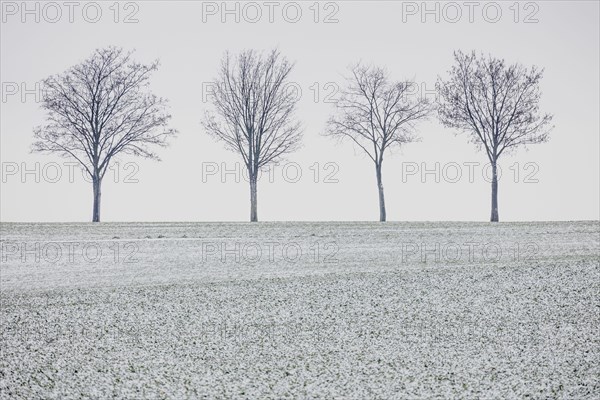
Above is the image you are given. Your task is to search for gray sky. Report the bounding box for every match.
[1,0,598,222]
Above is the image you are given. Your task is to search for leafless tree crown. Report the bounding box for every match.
[326,64,430,165]
[203,49,302,173]
[32,46,177,180]
[437,50,553,162]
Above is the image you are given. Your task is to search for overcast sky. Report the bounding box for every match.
[1,0,598,222]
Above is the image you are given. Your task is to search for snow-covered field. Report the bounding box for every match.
[1,221,598,398]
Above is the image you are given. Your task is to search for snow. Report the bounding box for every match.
[1,221,598,398]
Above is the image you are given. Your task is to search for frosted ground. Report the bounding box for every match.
[1,221,598,398]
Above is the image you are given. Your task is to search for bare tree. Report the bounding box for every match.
[204,49,302,222]
[32,47,176,222]
[326,64,430,222]
[438,51,553,222]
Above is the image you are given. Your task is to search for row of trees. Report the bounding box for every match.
[32,47,553,222]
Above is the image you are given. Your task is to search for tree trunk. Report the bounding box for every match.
[249,173,258,222]
[376,163,386,222]
[490,162,499,222]
[92,175,102,223]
